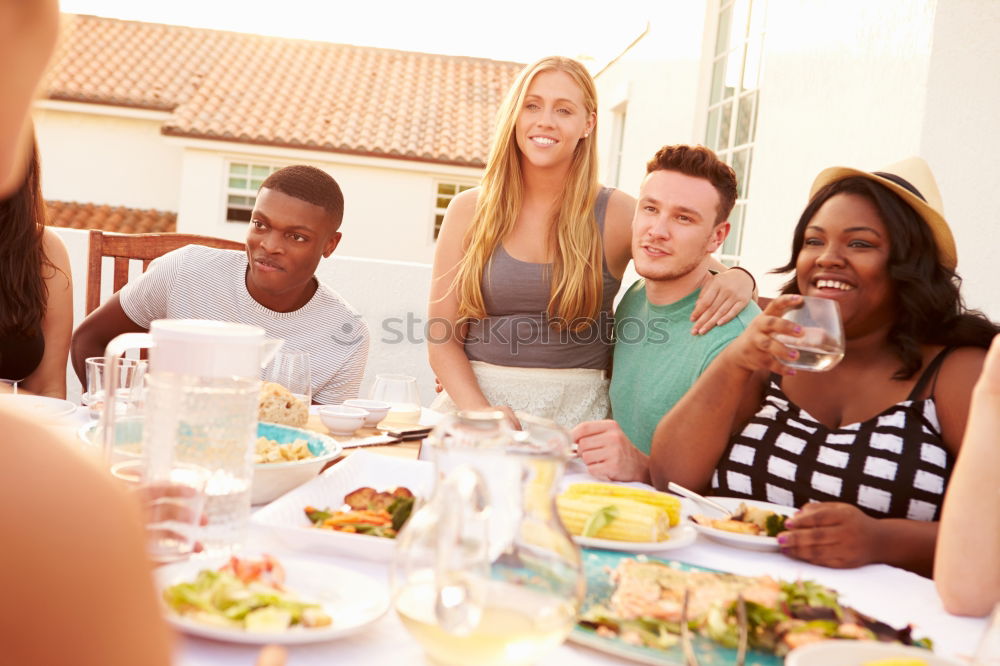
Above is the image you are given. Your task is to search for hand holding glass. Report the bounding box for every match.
[111,459,209,564]
[773,296,845,371]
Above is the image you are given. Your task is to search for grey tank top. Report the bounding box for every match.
[464,187,621,370]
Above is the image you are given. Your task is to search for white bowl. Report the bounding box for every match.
[77,421,343,505]
[252,423,343,505]
[342,399,391,427]
[317,405,368,435]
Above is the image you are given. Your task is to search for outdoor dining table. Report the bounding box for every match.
[54,405,988,665]
[177,458,988,666]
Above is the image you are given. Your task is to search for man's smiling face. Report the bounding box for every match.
[631,169,728,282]
[244,187,340,312]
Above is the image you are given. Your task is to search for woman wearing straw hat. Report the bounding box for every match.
[650,157,998,575]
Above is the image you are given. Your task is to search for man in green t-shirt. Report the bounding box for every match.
[572,145,760,482]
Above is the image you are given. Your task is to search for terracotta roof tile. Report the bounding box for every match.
[43,15,524,167]
[45,200,176,234]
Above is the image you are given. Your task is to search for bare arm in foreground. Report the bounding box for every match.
[935,334,1000,616]
[0,405,173,665]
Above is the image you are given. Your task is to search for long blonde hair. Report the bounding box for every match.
[453,56,602,331]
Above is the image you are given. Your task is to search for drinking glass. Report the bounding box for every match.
[773,296,845,371]
[83,356,147,418]
[111,459,209,564]
[393,411,582,666]
[370,374,421,423]
[262,350,312,405]
[0,379,18,394]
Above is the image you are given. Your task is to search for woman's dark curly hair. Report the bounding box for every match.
[773,176,998,380]
[0,138,51,336]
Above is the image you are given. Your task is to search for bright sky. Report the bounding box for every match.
[58,0,653,66]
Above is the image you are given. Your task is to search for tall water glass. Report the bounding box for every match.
[84,356,147,418]
[371,373,421,423]
[262,350,312,405]
[144,373,259,554]
[773,296,845,371]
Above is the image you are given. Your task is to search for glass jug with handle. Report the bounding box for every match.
[102,319,283,553]
[391,410,583,666]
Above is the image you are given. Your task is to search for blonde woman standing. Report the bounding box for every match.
[429,56,753,427]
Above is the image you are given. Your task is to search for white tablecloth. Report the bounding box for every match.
[171,461,986,666]
[52,404,984,664]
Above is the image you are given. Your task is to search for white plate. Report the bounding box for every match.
[251,450,434,562]
[155,554,389,644]
[785,639,962,666]
[0,394,76,420]
[574,523,698,553]
[687,497,793,551]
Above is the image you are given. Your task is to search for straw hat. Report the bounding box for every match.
[809,157,957,270]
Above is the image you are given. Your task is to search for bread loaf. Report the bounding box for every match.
[258,381,308,426]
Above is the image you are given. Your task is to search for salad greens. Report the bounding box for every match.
[163,556,331,631]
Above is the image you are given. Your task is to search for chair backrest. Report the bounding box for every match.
[85,230,244,314]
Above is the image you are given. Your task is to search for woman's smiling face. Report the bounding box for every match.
[795,192,895,337]
[514,69,594,171]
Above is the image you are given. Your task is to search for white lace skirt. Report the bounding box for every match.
[430,361,610,429]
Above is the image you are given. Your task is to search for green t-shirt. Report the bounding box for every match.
[609,280,760,455]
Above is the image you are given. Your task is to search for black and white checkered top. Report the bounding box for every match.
[711,348,955,521]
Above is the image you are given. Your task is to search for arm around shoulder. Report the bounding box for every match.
[602,188,636,279]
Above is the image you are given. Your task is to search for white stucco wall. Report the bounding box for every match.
[918,0,1000,318]
[594,1,709,199]
[744,0,937,297]
[594,0,999,320]
[173,140,481,265]
[32,102,183,211]
[53,227,436,406]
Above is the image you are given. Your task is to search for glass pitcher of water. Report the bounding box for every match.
[102,319,282,554]
[391,410,584,666]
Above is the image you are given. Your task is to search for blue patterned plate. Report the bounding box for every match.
[571,549,783,666]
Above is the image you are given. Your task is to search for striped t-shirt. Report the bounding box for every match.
[119,245,369,404]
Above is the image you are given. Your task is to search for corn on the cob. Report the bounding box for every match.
[557,495,670,542]
[563,483,681,526]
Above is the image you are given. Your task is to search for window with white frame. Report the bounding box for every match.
[226,162,280,223]
[705,0,766,265]
[609,103,628,188]
[433,180,476,239]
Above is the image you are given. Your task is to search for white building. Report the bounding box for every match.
[33,14,523,264]
[594,0,1000,319]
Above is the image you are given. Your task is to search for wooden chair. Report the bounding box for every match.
[85,230,244,314]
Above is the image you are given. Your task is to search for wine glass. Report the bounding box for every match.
[773,296,845,371]
[370,374,420,423]
[262,350,312,405]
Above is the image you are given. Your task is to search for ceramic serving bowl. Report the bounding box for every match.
[342,399,391,427]
[317,405,368,435]
[78,420,343,505]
